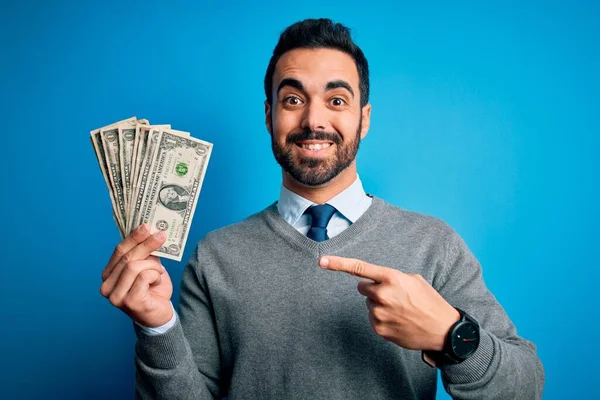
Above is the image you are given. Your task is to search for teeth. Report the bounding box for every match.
[301,143,331,151]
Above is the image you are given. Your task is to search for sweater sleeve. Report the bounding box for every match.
[134,244,223,399]
[435,231,545,400]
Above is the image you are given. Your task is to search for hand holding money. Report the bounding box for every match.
[91,116,213,261]
[100,224,174,327]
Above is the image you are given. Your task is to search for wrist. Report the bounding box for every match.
[134,301,175,329]
[431,307,461,351]
[423,307,481,367]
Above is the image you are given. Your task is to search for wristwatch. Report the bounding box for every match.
[422,307,480,367]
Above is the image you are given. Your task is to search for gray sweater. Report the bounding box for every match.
[134,196,544,399]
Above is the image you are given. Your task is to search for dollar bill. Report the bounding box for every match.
[132,128,192,231]
[128,127,163,235]
[90,117,136,235]
[139,129,213,261]
[119,125,136,210]
[100,126,128,230]
[130,124,146,200]
[127,125,171,234]
[134,129,188,233]
[131,124,171,199]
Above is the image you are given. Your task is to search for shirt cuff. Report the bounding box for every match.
[134,301,177,335]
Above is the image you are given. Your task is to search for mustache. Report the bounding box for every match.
[286,130,342,145]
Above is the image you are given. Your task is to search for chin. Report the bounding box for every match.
[287,162,352,188]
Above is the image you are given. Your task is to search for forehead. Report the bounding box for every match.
[273,48,359,92]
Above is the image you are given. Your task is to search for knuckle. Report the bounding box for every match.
[139,269,152,279]
[121,252,133,264]
[390,269,402,280]
[99,284,109,298]
[145,237,158,248]
[357,281,366,294]
[130,230,143,241]
[124,261,139,274]
[372,290,385,304]
[371,307,384,322]
[375,295,387,307]
[139,269,156,284]
[373,323,386,336]
[409,273,422,281]
[108,293,122,308]
[114,243,126,258]
[376,325,392,339]
[352,260,364,276]
[139,240,155,254]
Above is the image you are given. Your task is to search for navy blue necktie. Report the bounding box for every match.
[305,204,337,242]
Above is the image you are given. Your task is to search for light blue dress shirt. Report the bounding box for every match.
[139,175,372,334]
[276,174,373,238]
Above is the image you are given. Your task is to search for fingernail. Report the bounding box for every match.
[319,257,329,268]
[137,224,148,233]
[154,231,165,240]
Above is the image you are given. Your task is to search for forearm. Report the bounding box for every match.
[434,229,545,399]
[441,328,544,399]
[134,317,219,399]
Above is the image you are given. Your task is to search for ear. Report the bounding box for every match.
[264,100,272,135]
[360,103,371,140]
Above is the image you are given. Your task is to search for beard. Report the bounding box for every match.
[271,119,362,187]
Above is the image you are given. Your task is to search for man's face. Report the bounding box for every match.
[266,48,371,187]
[163,188,178,203]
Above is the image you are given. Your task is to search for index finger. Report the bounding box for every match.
[319,256,390,283]
[103,224,152,280]
[101,231,166,290]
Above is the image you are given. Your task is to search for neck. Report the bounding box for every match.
[282,163,358,204]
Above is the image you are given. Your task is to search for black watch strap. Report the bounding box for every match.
[422,307,480,367]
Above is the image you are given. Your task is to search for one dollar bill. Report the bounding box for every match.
[137,128,212,261]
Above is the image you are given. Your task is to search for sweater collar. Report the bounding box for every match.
[266,195,383,255]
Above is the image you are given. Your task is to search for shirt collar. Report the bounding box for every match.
[277,175,369,226]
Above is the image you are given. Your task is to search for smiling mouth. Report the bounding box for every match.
[295,140,334,151]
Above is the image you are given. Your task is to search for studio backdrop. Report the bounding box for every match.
[1,1,598,399]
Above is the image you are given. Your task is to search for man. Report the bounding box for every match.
[159,185,191,211]
[100,18,544,399]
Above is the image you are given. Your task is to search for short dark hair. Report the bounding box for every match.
[264,18,370,107]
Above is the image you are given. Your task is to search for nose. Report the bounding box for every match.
[300,100,329,132]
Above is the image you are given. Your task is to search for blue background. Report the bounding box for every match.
[1,1,598,399]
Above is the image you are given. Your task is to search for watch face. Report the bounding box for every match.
[451,321,480,359]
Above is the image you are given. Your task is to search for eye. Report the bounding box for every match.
[283,96,303,106]
[330,97,346,107]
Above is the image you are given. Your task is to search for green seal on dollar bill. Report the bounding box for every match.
[175,162,188,176]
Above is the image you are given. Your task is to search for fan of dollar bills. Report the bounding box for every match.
[90,117,213,261]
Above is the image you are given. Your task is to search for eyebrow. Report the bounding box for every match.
[276,78,355,98]
[325,80,354,98]
[277,78,304,95]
